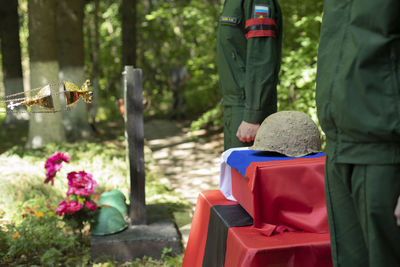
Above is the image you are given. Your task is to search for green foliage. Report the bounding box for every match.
[278,0,323,116]
[11,0,324,130]
[81,0,222,120]
[139,0,221,117]
[91,248,183,267]
[0,225,8,259]
[84,0,123,120]
[40,248,63,266]
[160,247,184,266]
[276,0,325,144]
[190,102,223,133]
[106,248,183,267]
[1,200,81,266]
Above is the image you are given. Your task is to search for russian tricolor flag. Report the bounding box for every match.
[220,147,326,201]
[254,5,269,18]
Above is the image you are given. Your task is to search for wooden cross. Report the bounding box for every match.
[123,66,146,225]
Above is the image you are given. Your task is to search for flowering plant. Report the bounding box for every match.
[44,152,98,233]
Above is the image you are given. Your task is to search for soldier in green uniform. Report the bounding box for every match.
[217,0,282,151]
[316,0,400,266]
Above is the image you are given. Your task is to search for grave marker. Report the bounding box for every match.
[123,65,146,225]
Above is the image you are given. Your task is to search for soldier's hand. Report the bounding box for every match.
[236,121,260,143]
[394,195,400,226]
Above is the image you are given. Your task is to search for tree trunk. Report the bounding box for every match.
[0,0,27,125]
[26,0,66,149]
[90,0,100,125]
[57,0,92,140]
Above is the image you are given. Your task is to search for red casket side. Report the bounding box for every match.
[231,156,329,233]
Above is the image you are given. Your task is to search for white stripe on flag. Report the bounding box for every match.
[255,5,269,12]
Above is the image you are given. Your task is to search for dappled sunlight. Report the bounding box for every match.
[152,150,169,160]
[0,154,67,223]
[145,120,223,206]
[191,179,203,186]
[170,149,191,157]
[143,119,224,249]
[175,142,196,150]
[189,168,219,176]
[159,177,170,185]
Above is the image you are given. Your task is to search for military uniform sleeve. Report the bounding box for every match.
[242,0,281,123]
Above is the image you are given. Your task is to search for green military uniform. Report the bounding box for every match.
[217,0,282,150]
[316,0,400,266]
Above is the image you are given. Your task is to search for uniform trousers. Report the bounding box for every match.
[325,155,400,267]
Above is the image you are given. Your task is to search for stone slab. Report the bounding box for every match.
[91,204,183,262]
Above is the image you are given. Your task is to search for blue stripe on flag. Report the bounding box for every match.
[227,150,326,177]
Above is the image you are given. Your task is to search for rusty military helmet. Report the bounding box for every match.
[250,111,321,157]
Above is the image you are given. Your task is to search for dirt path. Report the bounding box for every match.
[144,119,224,204]
[144,119,224,245]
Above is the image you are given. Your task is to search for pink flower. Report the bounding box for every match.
[44,152,70,185]
[66,200,83,214]
[67,171,98,197]
[55,200,83,216]
[55,200,68,216]
[85,200,97,211]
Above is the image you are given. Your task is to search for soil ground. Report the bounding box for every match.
[144,119,224,246]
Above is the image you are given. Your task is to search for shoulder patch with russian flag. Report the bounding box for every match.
[245,4,276,39]
[253,5,269,18]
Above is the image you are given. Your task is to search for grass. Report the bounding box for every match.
[0,119,189,266]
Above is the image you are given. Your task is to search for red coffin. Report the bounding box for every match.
[182,190,332,267]
[231,156,329,234]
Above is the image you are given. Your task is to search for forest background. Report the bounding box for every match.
[0,0,324,265]
[0,0,323,140]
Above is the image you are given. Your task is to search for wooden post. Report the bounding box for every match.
[124,65,146,225]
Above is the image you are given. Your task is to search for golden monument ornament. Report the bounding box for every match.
[0,80,93,113]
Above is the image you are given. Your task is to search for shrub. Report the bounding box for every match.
[1,201,82,266]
